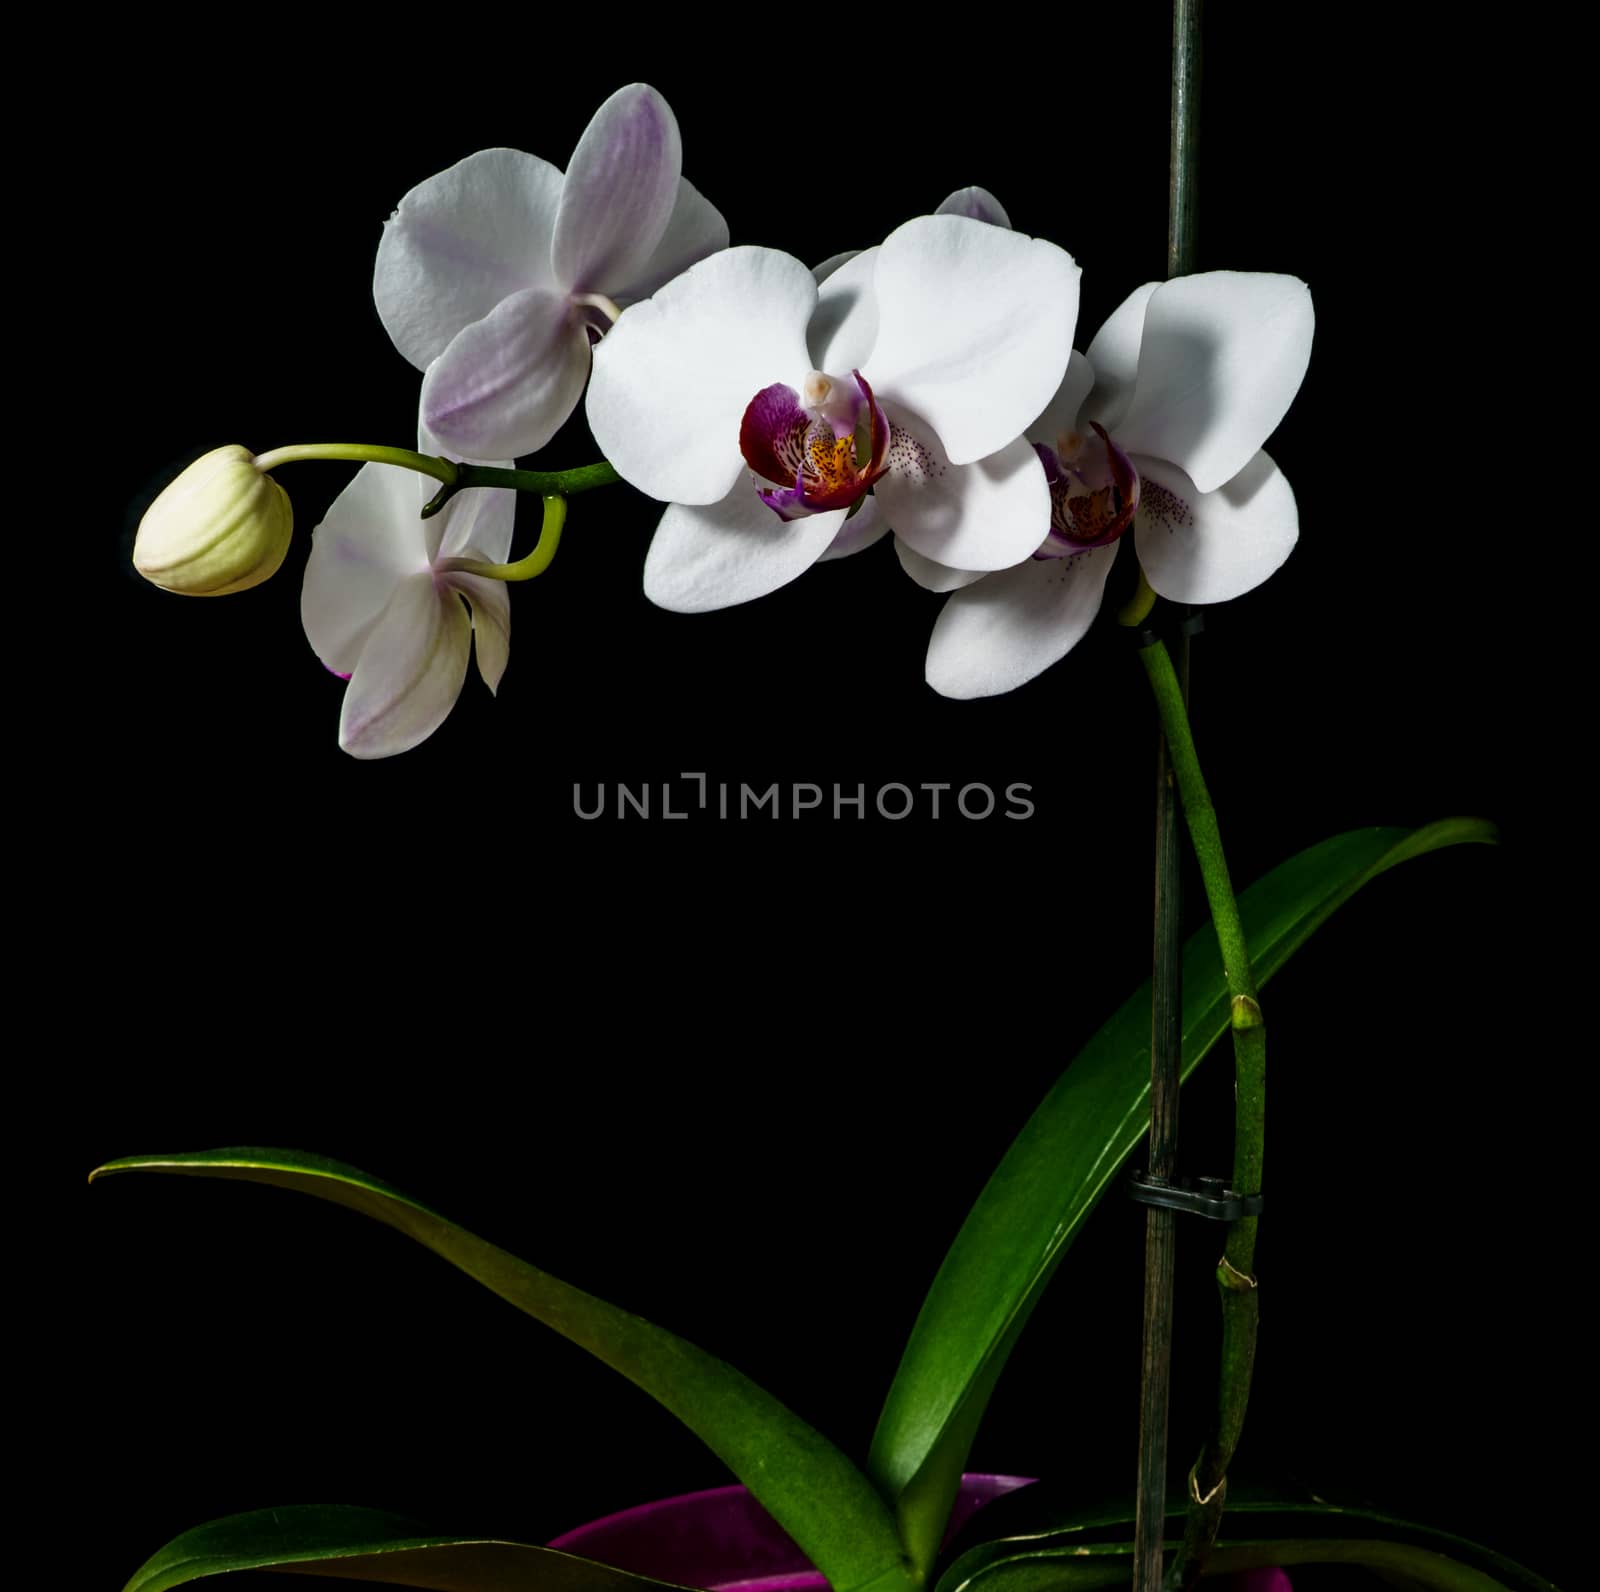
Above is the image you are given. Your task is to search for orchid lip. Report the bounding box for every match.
[1034,421,1141,557]
[740,369,891,522]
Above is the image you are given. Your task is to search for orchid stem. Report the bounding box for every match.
[434,495,566,583]
[1138,636,1265,1592]
[245,443,624,523]
[421,461,622,519]
[250,443,458,484]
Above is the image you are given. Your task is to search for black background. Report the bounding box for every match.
[75,8,1572,1591]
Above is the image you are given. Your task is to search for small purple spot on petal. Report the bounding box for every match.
[1141,479,1194,536]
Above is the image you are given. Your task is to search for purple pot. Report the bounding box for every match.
[549,1474,1033,1592]
[549,1475,1292,1592]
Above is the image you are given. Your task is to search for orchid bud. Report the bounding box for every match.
[133,446,293,596]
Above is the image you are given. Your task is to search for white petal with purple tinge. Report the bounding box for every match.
[421,287,592,460]
[1133,450,1298,606]
[374,148,564,372]
[301,461,432,677]
[617,177,730,302]
[1082,281,1159,433]
[926,542,1121,700]
[934,187,1012,229]
[443,571,512,694]
[808,247,880,375]
[865,215,1080,466]
[434,483,517,567]
[875,417,1050,572]
[588,246,817,506]
[1113,272,1313,495]
[552,84,682,295]
[895,536,986,591]
[643,481,845,612]
[338,575,473,759]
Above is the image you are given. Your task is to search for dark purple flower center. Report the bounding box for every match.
[1034,421,1141,557]
[738,369,891,523]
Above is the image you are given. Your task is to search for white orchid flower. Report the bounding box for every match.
[300,417,515,759]
[808,186,1015,568]
[922,271,1314,697]
[374,84,728,461]
[585,214,1080,612]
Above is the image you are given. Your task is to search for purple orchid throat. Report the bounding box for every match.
[1034,421,1141,558]
[739,369,891,523]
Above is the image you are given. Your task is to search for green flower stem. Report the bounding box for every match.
[1137,635,1264,1592]
[421,461,622,519]
[245,445,625,524]
[250,443,459,484]
[435,495,566,583]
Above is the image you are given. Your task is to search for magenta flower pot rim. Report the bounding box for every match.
[547,1474,1038,1592]
[549,1474,1039,1550]
[548,1474,1291,1592]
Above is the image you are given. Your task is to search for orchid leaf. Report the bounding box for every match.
[123,1503,698,1592]
[89,1155,911,1592]
[869,820,1499,1572]
[932,1484,1554,1592]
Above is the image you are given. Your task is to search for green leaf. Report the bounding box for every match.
[123,1503,699,1592]
[90,1154,912,1592]
[868,820,1498,1572]
[931,1486,1554,1592]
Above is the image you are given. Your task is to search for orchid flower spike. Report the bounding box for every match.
[133,445,292,596]
[300,415,516,759]
[586,214,1080,611]
[374,84,728,461]
[922,271,1314,697]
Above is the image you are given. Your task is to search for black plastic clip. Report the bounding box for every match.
[1127,1171,1263,1221]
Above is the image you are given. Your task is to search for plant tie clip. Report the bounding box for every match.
[1126,1172,1263,1221]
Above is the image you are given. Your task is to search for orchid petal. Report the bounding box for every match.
[443,570,512,693]
[643,479,845,612]
[1133,449,1298,605]
[935,187,1012,228]
[421,287,591,459]
[552,84,682,294]
[813,249,860,286]
[809,247,880,374]
[1081,281,1159,432]
[436,487,518,573]
[373,148,564,371]
[301,461,430,676]
[875,414,1050,571]
[414,412,515,561]
[865,215,1080,465]
[818,495,888,561]
[925,542,1120,699]
[588,247,817,506]
[1114,272,1314,494]
[1027,350,1096,446]
[616,176,730,302]
[338,576,472,759]
[895,537,986,592]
